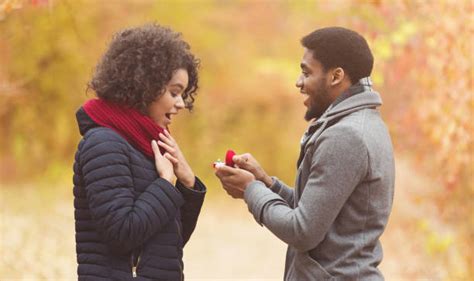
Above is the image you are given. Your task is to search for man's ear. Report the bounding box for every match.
[330,67,345,86]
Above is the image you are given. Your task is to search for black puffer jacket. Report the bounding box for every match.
[73,108,206,280]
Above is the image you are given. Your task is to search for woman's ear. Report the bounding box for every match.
[330,67,345,86]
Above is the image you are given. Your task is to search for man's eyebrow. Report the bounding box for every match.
[300,63,309,69]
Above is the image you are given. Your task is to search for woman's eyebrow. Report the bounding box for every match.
[169,83,184,90]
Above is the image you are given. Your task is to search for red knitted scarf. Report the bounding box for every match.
[83,99,166,159]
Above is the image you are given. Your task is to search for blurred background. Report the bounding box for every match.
[0,0,472,280]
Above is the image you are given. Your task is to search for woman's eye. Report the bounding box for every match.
[171,92,178,97]
[302,72,309,77]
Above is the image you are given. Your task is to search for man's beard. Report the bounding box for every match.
[304,79,331,121]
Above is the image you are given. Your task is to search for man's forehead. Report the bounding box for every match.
[302,48,314,57]
[301,48,320,68]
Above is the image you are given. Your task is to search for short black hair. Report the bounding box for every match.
[301,27,373,84]
[89,23,200,113]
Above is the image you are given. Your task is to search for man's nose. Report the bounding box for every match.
[295,75,303,89]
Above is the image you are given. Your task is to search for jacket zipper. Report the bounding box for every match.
[175,219,184,281]
[131,253,141,278]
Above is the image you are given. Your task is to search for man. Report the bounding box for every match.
[215,27,395,280]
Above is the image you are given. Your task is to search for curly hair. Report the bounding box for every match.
[301,27,373,84]
[88,23,200,113]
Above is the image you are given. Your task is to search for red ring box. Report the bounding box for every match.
[225,149,236,167]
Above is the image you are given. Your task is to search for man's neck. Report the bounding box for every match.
[329,80,352,105]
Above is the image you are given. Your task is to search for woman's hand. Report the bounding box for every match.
[151,140,174,183]
[157,130,196,188]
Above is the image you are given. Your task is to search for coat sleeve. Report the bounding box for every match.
[269,177,295,207]
[244,125,368,252]
[175,177,206,245]
[80,130,185,253]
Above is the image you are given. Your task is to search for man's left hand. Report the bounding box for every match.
[215,165,256,199]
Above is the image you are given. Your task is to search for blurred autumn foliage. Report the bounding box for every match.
[0,0,472,279]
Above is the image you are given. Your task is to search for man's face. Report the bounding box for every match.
[296,48,332,121]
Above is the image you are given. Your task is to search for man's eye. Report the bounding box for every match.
[302,72,309,77]
[171,92,178,97]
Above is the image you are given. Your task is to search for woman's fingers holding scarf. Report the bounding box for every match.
[151,139,161,155]
[157,140,176,154]
[163,129,176,143]
[157,134,195,188]
[151,140,174,183]
[158,132,176,149]
[164,153,179,165]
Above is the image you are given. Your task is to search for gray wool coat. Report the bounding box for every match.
[244,78,395,280]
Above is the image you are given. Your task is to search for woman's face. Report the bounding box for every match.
[147,68,188,128]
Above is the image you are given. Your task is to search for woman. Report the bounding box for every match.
[72,23,206,280]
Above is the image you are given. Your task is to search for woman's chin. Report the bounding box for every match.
[160,119,171,128]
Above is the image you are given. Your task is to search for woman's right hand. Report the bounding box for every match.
[151,140,174,183]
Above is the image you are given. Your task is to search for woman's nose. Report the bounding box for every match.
[175,96,185,109]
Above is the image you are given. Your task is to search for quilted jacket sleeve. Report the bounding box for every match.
[79,129,185,253]
[175,178,206,245]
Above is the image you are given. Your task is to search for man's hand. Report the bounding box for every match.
[215,165,256,199]
[232,153,273,187]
